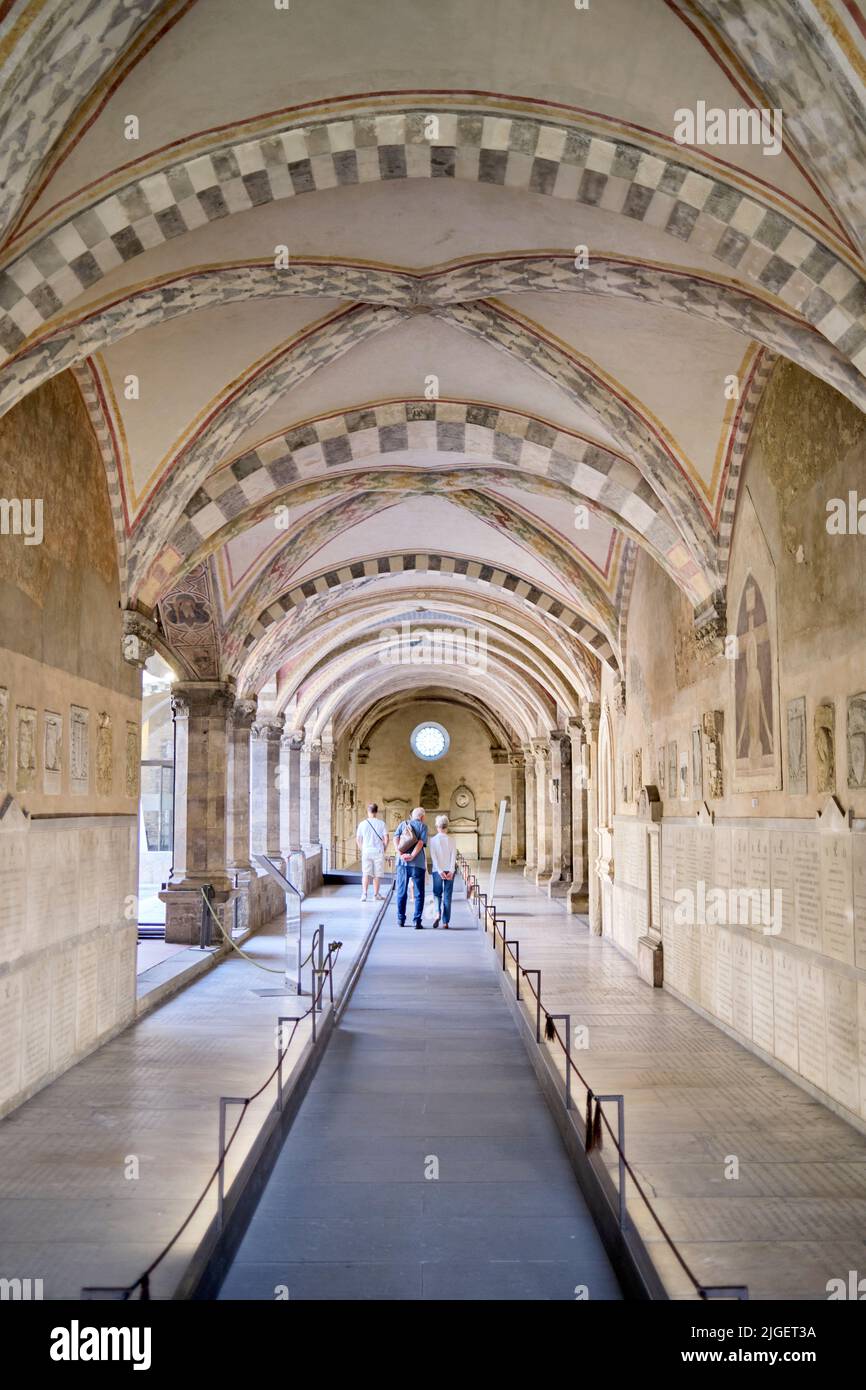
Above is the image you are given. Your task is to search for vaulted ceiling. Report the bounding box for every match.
[3,0,865,752]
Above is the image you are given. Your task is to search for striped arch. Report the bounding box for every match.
[2,98,865,382]
[264,586,601,708]
[3,251,864,420]
[159,399,706,608]
[233,549,620,690]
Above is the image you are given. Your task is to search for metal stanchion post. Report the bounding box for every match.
[217,1096,246,1231]
[595,1092,626,1227]
[545,1013,572,1109]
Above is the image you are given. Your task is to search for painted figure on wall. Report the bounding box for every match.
[735,576,774,779]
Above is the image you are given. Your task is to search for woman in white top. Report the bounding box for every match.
[429,813,457,928]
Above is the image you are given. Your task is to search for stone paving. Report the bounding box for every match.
[486,871,866,1300]
[0,885,386,1299]
[218,881,620,1301]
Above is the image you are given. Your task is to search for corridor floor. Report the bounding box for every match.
[217,885,621,1300]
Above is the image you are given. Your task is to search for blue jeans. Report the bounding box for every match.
[432,871,454,925]
[396,861,426,925]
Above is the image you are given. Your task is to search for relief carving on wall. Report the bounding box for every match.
[786,695,807,794]
[668,741,677,799]
[691,726,702,800]
[43,711,62,795]
[96,711,113,795]
[125,722,139,799]
[848,692,866,789]
[15,706,37,792]
[702,710,724,799]
[0,687,7,789]
[70,705,89,794]
[814,700,835,794]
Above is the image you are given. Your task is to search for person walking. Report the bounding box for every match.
[394,806,428,929]
[355,802,389,902]
[429,813,457,928]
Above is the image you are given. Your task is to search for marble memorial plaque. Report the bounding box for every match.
[854,832,866,971]
[796,960,827,1091]
[749,828,771,895]
[668,742,677,802]
[21,959,51,1089]
[698,825,713,887]
[733,932,753,1037]
[43,711,62,795]
[76,940,99,1051]
[716,929,733,1024]
[700,921,717,1013]
[794,832,821,952]
[714,825,732,890]
[732,827,750,892]
[70,706,89,795]
[859,982,866,1122]
[658,746,665,793]
[97,943,117,1036]
[786,696,808,794]
[679,748,689,801]
[751,942,775,1053]
[0,974,23,1107]
[661,824,675,901]
[824,972,860,1115]
[50,950,77,1070]
[0,834,27,967]
[691,726,702,800]
[820,830,855,965]
[770,830,795,940]
[772,949,799,1071]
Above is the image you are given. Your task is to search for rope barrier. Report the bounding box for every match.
[453,852,712,1300]
[95,889,351,1300]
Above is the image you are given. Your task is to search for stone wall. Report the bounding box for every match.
[603,361,866,1126]
[0,372,140,1115]
[358,700,502,857]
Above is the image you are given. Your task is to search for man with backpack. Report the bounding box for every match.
[355,802,389,902]
[394,806,428,929]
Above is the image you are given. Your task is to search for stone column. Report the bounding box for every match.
[160,682,235,945]
[532,737,552,885]
[508,751,526,864]
[545,730,572,898]
[279,729,305,891]
[250,716,284,864]
[318,742,335,872]
[301,739,322,845]
[225,698,257,879]
[522,743,537,879]
[583,699,602,935]
[566,715,590,914]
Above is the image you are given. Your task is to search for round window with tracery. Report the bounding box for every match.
[410,722,449,761]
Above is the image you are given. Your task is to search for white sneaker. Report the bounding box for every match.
[360,894,368,902]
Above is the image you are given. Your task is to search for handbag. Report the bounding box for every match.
[396,820,420,855]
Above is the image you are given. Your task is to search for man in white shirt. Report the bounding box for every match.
[356,802,389,902]
[429,813,457,928]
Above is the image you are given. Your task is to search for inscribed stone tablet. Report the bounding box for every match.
[773,949,798,1071]
[796,960,827,1091]
[824,972,859,1115]
[751,942,775,1053]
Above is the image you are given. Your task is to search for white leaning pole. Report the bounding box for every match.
[487,799,509,904]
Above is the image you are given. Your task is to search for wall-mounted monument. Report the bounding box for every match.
[15,707,37,793]
[814,700,835,794]
[43,712,62,795]
[96,712,113,796]
[668,741,677,801]
[848,692,866,789]
[691,726,702,800]
[0,687,8,791]
[70,706,89,795]
[787,696,808,794]
[702,710,723,798]
[448,779,479,857]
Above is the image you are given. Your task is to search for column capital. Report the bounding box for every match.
[171,681,233,720]
[566,715,584,744]
[281,728,304,751]
[121,609,158,669]
[548,728,569,749]
[252,714,285,741]
[531,737,551,766]
[490,746,509,765]
[508,749,526,769]
[231,697,258,730]
[581,700,601,736]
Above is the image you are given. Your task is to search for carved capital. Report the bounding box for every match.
[612,680,627,716]
[581,700,601,738]
[121,609,158,669]
[252,714,285,742]
[171,681,234,721]
[694,591,727,657]
[231,698,258,731]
